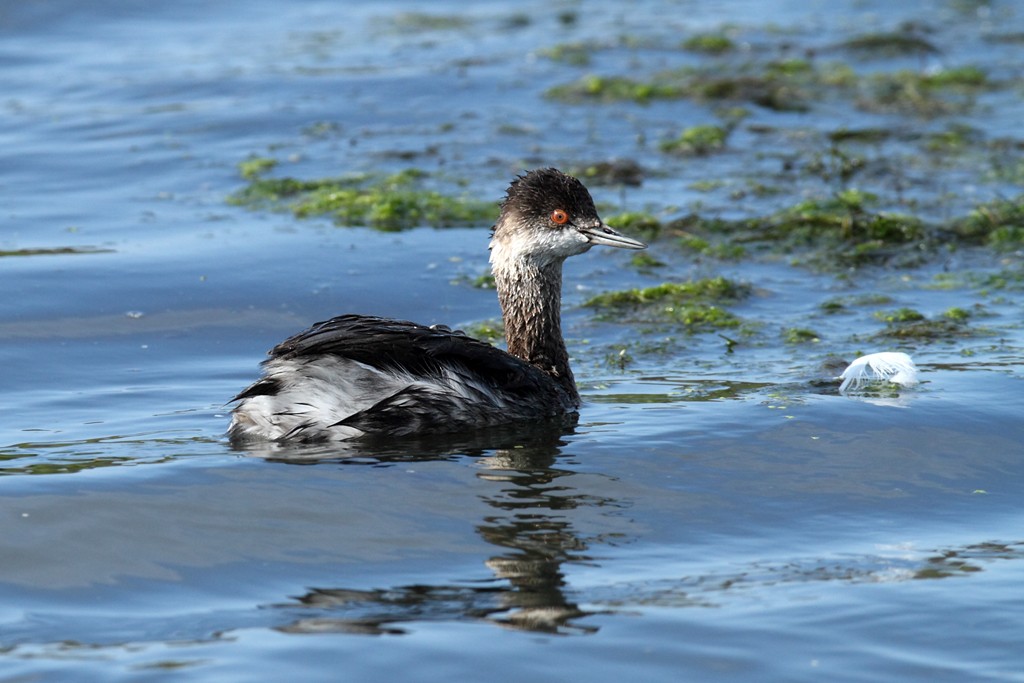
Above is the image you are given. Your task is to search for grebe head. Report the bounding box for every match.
[490,168,646,267]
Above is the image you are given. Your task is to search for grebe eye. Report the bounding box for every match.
[550,209,570,225]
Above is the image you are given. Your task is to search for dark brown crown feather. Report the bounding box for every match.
[496,168,599,231]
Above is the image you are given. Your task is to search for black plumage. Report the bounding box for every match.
[229,169,646,442]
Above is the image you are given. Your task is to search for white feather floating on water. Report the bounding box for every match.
[839,352,919,394]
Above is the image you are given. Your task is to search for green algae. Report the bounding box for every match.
[605,211,663,239]
[471,273,496,289]
[819,299,847,314]
[952,197,1024,249]
[861,67,989,116]
[837,32,939,57]
[546,52,996,119]
[783,327,821,344]
[229,163,495,230]
[679,236,746,260]
[557,10,578,26]
[583,277,750,331]
[629,252,666,271]
[875,316,971,341]
[774,191,924,245]
[924,123,983,152]
[238,156,278,180]
[684,72,811,112]
[681,33,735,54]
[689,179,727,192]
[869,306,985,342]
[660,124,730,156]
[975,269,1024,292]
[538,42,592,66]
[462,320,505,345]
[943,306,972,322]
[672,192,1023,266]
[388,13,469,32]
[0,246,113,258]
[827,128,894,144]
[666,190,927,267]
[920,66,987,88]
[584,278,750,308]
[820,294,895,314]
[545,75,685,104]
[502,13,531,30]
[875,307,926,324]
[545,61,837,112]
[605,345,635,370]
[646,190,942,268]
[569,159,645,186]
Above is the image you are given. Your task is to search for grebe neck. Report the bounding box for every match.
[492,256,578,403]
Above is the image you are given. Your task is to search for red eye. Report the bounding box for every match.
[550,209,570,225]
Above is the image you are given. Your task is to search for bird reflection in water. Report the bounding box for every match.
[259,419,621,635]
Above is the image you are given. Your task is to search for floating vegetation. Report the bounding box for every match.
[873,308,975,341]
[680,236,746,260]
[659,124,730,156]
[773,190,925,245]
[837,31,940,57]
[605,211,664,240]
[569,159,645,186]
[605,345,635,370]
[302,121,343,139]
[0,246,113,258]
[681,33,735,55]
[874,307,926,324]
[861,67,988,116]
[613,186,1024,270]
[584,278,750,308]
[538,42,592,66]
[783,327,821,344]
[388,12,469,33]
[546,63,817,111]
[943,306,972,322]
[229,163,495,230]
[920,66,987,88]
[662,190,927,267]
[820,293,895,314]
[557,10,578,27]
[629,252,666,270]
[462,319,505,344]
[545,75,685,104]
[950,197,1024,249]
[470,273,496,289]
[974,269,1024,292]
[583,277,750,331]
[820,299,847,314]
[924,123,983,152]
[827,127,895,144]
[238,156,278,180]
[547,55,993,117]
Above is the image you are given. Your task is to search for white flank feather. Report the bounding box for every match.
[839,352,919,394]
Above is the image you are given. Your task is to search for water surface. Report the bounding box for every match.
[2,1,1022,680]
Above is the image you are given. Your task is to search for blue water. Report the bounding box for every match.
[2,1,1023,680]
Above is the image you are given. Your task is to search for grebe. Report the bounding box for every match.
[228,168,646,442]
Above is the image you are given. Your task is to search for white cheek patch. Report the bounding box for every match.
[491,227,591,268]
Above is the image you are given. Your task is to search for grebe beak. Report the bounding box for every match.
[579,222,647,250]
